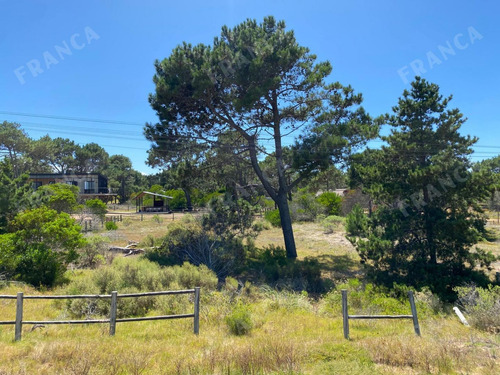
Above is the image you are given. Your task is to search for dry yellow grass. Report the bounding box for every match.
[1,281,498,374]
[1,217,499,374]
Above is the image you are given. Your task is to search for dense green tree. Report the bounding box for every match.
[307,166,346,193]
[475,155,500,221]
[34,135,78,173]
[36,183,80,213]
[351,77,493,297]
[105,155,139,202]
[316,191,342,216]
[0,160,32,233]
[0,121,32,177]
[0,206,85,286]
[204,131,256,198]
[146,17,376,258]
[74,142,109,173]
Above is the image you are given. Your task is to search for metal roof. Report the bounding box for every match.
[134,191,173,200]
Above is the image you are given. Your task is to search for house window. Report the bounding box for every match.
[32,181,42,190]
[84,181,95,193]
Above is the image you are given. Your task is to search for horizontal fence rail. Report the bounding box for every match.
[0,288,200,341]
[342,289,420,339]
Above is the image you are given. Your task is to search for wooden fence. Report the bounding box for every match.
[342,289,420,339]
[0,288,200,341]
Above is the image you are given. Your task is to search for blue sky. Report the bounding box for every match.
[1,0,499,174]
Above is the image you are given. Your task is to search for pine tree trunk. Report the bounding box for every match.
[276,192,297,259]
[183,188,193,211]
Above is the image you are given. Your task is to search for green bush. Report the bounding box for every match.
[346,204,368,236]
[320,215,345,234]
[164,189,187,210]
[105,221,118,230]
[64,258,218,318]
[247,245,324,293]
[196,191,223,208]
[252,219,271,232]
[78,235,108,268]
[455,284,500,332]
[146,214,247,280]
[16,244,66,287]
[85,199,107,220]
[37,183,79,213]
[290,189,322,221]
[225,302,253,335]
[316,192,342,216]
[152,214,163,224]
[0,207,85,287]
[264,209,281,227]
[320,280,416,317]
[264,288,313,312]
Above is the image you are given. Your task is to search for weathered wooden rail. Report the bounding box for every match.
[342,289,420,339]
[0,288,200,341]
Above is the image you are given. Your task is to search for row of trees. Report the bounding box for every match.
[0,122,146,201]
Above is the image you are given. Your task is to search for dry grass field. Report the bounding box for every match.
[0,207,499,374]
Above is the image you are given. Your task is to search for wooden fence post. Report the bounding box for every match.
[15,292,23,341]
[109,291,117,336]
[408,291,421,336]
[193,287,200,335]
[342,289,349,339]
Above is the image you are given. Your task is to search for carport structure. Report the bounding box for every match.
[134,191,173,213]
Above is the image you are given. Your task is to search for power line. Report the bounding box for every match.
[0,111,145,127]
[2,111,500,158]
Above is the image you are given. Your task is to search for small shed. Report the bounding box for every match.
[134,191,173,213]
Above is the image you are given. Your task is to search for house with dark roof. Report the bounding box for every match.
[29,172,118,203]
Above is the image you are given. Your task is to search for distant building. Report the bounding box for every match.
[333,188,349,197]
[29,173,118,202]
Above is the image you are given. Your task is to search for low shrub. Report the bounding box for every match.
[264,209,281,227]
[316,192,342,216]
[152,214,163,224]
[64,258,218,318]
[290,190,323,222]
[146,215,247,280]
[320,215,345,234]
[225,302,253,335]
[346,203,368,236]
[320,279,419,317]
[247,245,324,293]
[263,288,313,312]
[252,219,271,232]
[105,221,118,231]
[78,235,109,268]
[455,284,500,332]
[84,199,107,220]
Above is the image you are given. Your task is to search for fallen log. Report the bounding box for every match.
[108,246,145,254]
[124,249,145,257]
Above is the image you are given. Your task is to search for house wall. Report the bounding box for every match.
[29,174,109,194]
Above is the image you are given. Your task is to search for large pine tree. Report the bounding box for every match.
[352,77,493,296]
